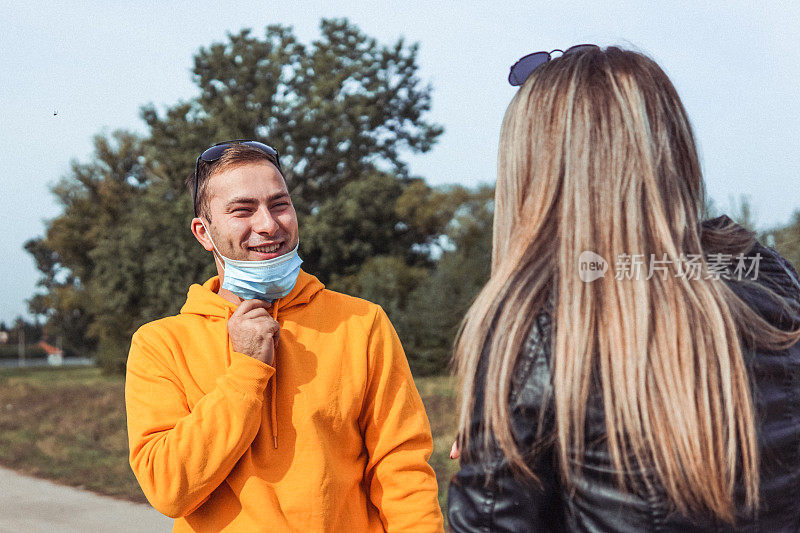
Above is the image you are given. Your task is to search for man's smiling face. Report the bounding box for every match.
[200,161,299,261]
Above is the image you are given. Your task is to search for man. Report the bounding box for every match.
[125,140,444,532]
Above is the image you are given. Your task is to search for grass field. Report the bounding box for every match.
[0,366,459,516]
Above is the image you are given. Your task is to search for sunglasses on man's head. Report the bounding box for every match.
[508,44,599,86]
[193,139,281,217]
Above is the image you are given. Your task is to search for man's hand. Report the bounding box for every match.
[227,300,280,366]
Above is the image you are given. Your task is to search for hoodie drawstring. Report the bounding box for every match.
[225,308,234,366]
[269,299,281,449]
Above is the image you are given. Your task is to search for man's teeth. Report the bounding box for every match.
[252,243,280,253]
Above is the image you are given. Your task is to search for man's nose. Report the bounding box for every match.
[252,207,279,235]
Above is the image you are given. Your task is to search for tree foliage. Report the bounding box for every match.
[26,19,492,375]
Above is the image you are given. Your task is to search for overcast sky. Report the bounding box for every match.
[1,1,798,324]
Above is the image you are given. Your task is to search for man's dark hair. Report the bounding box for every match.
[185,144,284,221]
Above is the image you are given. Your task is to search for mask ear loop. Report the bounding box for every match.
[199,219,226,272]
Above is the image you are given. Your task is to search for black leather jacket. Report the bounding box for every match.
[448,231,800,532]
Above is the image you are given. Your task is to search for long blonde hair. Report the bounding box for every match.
[453,46,800,524]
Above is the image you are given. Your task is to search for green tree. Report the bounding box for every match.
[143,19,441,215]
[401,185,494,375]
[302,173,445,286]
[27,19,443,372]
[25,131,145,364]
[343,184,494,375]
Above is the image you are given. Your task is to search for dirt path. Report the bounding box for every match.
[0,467,173,532]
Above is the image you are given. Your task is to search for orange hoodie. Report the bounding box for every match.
[125,270,444,532]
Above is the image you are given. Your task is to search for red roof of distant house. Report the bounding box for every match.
[36,340,63,355]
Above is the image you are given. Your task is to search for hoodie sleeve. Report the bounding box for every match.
[358,307,445,532]
[125,324,274,518]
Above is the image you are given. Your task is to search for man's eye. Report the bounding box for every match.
[233,208,251,213]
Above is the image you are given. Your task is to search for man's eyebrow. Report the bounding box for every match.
[268,192,291,202]
[225,197,257,207]
[225,193,290,207]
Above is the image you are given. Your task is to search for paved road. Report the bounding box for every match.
[0,467,173,532]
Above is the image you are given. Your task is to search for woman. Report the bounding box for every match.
[447,46,800,531]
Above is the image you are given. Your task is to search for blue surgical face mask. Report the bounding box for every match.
[201,220,303,302]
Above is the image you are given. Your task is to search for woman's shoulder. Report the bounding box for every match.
[701,215,799,288]
[702,215,800,327]
[744,241,800,300]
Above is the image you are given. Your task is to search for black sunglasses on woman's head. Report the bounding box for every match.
[193,139,281,217]
[508,44,599,86]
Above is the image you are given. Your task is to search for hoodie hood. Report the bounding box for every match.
[180,269,325,318]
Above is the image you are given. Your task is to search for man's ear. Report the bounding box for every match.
[190,218,214,252]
